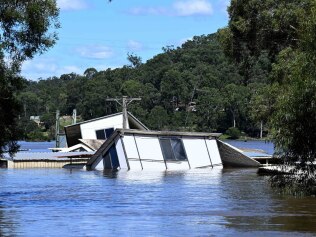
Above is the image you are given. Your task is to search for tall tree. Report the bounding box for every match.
[0,0,59,156]
[218,0,311,84]
[220,0,316,194]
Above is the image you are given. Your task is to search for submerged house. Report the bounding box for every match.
[86,129,260,171]
[63,111,261,171]
[64,112,148,147]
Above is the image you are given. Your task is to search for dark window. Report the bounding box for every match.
[96,129,106,139]
[160,138,187,161]
[105,128,114,138]
[109,145,119,169]
[96,127,114,139]
[103,145,119,169]
[103,152,112,169]
[171,139,187,161]
[160,139,175,160]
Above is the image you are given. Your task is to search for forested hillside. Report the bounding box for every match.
[18,33,272,141]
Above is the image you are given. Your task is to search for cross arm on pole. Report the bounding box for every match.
[106,98,122,106]
[127,97,141,106]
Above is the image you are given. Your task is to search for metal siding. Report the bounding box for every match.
[141,161,166,170]
[182,139,212,168]
[122,135,143,170]
[115,138,128,169]
[206,140,222,166]
[128,160,143,170]
[166,161,190,170]
[122,135,140,159]
[135,136,164,161]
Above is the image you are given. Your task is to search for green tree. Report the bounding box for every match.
[127,53,142,68]
[84,68,98,79]
[195,87,224,132]
[248,83,278,138]
[218,0,311,84]
[0,1,59,156]
[148,106,169,130]
[222,84,249,129]
[121,80,143,97]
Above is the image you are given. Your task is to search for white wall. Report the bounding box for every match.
[116,138,128,169]
[206,140,222,166]
[166,161,190,170]
[94,156,104,170]
[96,134,222,171]
[134,136,166,170]
[182,139,212,168]
[122,135,142,170]
[80,114,128,139]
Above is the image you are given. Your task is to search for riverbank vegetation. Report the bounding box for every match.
[221,0,316,195]
[17,33,271,141]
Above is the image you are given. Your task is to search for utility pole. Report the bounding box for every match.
[55,110,60,148]
[72,109,77,124]
[106,96,141,129]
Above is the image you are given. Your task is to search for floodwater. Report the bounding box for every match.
[0,141,314,236]
[1,168,316,236]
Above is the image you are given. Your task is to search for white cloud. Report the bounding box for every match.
[127,40,143,51]
[127,0,213,17]
[22,58,57,73]
[22,58,58,79]
[128,7,168,16]
[75,45,113,59]
[173,0,213,16]
[57,0,89,11]
[21,57,84,80]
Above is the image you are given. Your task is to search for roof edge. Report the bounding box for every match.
[65,112,123,128]
[116,129,221,138]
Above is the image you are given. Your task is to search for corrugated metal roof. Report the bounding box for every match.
[3,151,94,161]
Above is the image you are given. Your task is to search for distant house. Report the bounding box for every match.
[64,112,148,147]
[30,116,41,126]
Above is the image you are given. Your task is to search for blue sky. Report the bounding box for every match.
[21,0,230,80]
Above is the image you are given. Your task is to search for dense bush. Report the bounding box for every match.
[225,127,241,139]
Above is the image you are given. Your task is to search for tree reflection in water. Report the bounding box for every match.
[220,169,316,234]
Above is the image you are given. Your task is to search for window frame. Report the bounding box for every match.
[95,127,114,139]
[159,137,188,162]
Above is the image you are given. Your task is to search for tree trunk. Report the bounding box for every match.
[233,114,236,128]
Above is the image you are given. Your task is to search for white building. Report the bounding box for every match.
[86,129,260,171]
[64,112,148,147]
[64,112,262,171]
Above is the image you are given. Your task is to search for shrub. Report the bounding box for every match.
[226,127,241,139]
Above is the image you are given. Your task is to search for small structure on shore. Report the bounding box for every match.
[2,151,94,169]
